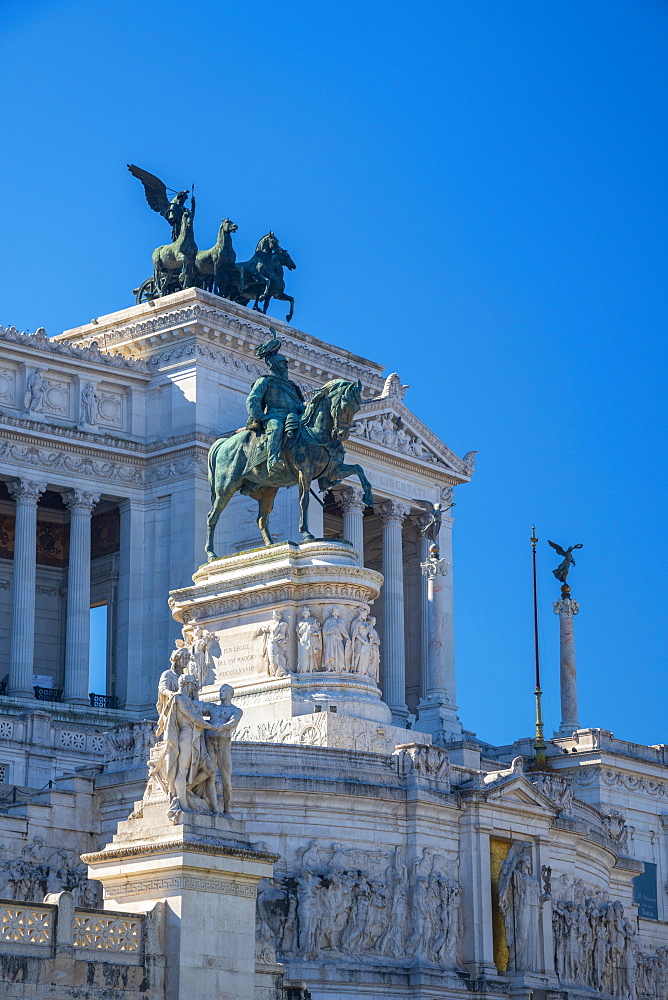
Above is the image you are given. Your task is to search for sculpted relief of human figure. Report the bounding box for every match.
[24,368,47,412]
[80,382,98,424]
[188,625,218,688]
[322,607,349,672]
[256,610,289,677]
[499,844,542,973]
[297,607,322,673]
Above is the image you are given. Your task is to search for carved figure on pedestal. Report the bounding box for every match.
[256,610,289,677]
[80,382,98,424]
[24,368,47,412]
[297,607,323,673]
[548,539,583,585]
[322,607,349,673]
[296,870,319,960]
[499,844,542,973]
[202,684,242,814]
[189,625,218,688]
[156,673,217,820]
[367,617,380,682]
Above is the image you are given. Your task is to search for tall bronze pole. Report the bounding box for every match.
[531,526,546,767]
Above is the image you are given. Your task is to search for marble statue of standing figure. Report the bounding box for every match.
[297,607,323,673]
[202,683,242,814]
[499,844,542,972]
[24,368,47,412]
[255,610,289,677]
[367,616,380,682]
[322,606,349,672]
[158,673,219,820]
[156,640,191,724]
[190,625,218,688]
[349,611,371,675]
[80,382,98,424]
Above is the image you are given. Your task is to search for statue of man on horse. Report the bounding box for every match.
[246,337,305,475]
[205,333,374,560]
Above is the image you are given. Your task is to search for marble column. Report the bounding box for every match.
[7,479,46,697]
[378,500,410,724]
[415,517,430,702]
[337,485,366,565]
[63,490,99,705]
[554,595,580,735]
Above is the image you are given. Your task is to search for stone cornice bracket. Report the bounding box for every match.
[335,484,366,514]
[421,557,449,579]
[7,479,47,505]
[553,597,580,616]
[62,489,101,515]
[376,499,411,525]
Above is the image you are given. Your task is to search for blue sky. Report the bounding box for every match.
[2,1,666,745]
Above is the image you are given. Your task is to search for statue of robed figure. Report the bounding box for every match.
[548,540,583,584]
[205,334,374,560]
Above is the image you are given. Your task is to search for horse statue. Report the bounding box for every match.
[195,218,243,296]
[232,233,296,322]
[205,378,373,560]
[151,206,198,296]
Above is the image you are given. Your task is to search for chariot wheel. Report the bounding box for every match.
[133,277,157,304]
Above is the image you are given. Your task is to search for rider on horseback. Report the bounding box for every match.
[246,335,305,475]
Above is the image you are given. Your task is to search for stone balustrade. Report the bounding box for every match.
[0,896,142,960]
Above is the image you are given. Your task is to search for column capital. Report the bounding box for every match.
[62,489,100,515]
[7,479,47,505]
[553,597,579,617]
[335,484,366,515]
[376,499,411,526]
[421,557,449,579]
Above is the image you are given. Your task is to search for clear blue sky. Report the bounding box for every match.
[2,1,666,746]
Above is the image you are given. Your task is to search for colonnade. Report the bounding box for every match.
[336,484,460,738]
[6,478,100,705]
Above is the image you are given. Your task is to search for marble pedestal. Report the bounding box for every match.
[169,541,408,749]
[83,801,277,1000]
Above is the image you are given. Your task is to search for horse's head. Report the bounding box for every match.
[255,232,279,254]
[221,218,238,234]
[303,379,362,441]
[274,246,296,271]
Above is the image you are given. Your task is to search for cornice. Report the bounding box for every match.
[55,290,386,392]
[82,837,278,865]
[0,325,149,375]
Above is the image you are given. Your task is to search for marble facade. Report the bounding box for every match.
[0,291,666,1000]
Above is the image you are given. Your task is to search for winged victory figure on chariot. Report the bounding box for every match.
[128,164,296,321]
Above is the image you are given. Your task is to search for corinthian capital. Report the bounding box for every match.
[377,500,411,526]
[335,485,366,515]
[553,597,579,617]
[7,479,47,505]
[63,489,100,515]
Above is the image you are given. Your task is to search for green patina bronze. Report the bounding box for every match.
[128,165,296,320]
[205,334,374,558]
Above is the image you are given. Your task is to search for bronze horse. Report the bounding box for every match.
[205,378,373,560]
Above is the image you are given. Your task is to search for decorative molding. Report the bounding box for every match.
[6,479,46,505]
[0,325,148,373]
[554,597,580,616]
[103,874,256,899]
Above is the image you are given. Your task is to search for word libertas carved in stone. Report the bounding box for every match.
[206,335,374,556]
[128,164,297,321]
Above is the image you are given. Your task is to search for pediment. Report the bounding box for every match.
[349,394,474,480]
[483,775,559,813]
